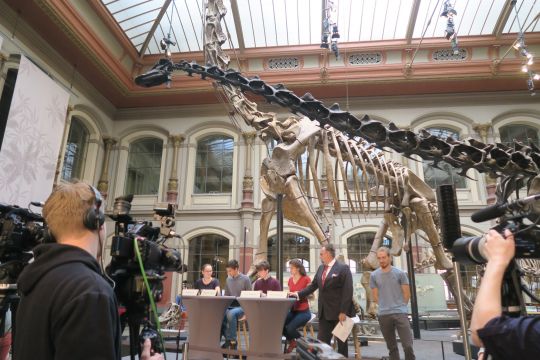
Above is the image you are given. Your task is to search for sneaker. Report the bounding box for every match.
[285,339,297,353]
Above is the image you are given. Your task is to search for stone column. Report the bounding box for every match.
[97,136,117,200]
[473,123,496,204]
[241,132,256,208]
[166,134,185,204]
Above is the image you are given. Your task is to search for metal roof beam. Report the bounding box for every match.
[405,0,421,44]
[493,0,515,39]
[230,0,246,51]
[139,0,172,58]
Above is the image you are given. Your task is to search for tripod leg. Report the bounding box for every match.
[128,316,143,360]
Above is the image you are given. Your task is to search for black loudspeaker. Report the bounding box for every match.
[436,184,462,250]
[83,185,105,231]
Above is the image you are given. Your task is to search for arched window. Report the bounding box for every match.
[500,124,539,147]
[194,135,233,194]
[125,137,163,195]
[268,233,310,272]
[61,117,89,181]
[422,127,466,189]
[188,234,229,288]
[347,232,391,273]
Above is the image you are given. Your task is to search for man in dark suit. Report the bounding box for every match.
[292,243,355,357]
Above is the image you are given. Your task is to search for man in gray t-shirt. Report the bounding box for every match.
[370,247,415,360]
[221,259,251,351]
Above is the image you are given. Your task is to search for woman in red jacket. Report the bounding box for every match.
[284,259,312,353]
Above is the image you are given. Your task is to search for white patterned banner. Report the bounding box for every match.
[0,55,69,207]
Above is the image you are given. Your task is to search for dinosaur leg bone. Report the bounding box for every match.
[282,175,329,245]
[409,198,453,270]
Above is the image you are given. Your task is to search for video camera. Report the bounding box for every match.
[106,195,185,355]
[437,184,540,265]
[0,203,45,284]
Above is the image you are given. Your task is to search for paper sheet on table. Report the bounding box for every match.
[331,316,354,342]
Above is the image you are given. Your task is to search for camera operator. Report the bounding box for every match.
[470,229,540,359]
[13,182,163,360]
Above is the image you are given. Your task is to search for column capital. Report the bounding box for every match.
[472,123,491,142]
[242,131,257,144]
[169,134,185,147]
[102,136,118,147]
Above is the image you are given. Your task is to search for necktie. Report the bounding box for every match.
[322,265,329,286]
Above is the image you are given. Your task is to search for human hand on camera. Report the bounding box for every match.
[484,229,515,266]
[141,338,164,360]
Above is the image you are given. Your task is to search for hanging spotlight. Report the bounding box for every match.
[321,0,339,59]
[527,78,535,96]
[321,33,329,49]
[332,25,340,39]
[534,73,540,81]
[160,35,176,58]
[441,0,459,54]
[527,57,534,66]
[513,33,524,50]
[445,18,456,40]
[521,64,529,73]
[441,0,457,18]
[520,48,533,59]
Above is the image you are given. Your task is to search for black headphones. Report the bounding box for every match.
[83,185,105,231]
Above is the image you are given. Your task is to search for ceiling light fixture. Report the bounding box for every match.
[321,0,339,59]
[527,78,535,96]
[441,0,459,55]
[510,2,537,95]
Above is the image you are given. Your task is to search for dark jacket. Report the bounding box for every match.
[478,314,540,360]
[14,243,121,360]
[298,260,355,320]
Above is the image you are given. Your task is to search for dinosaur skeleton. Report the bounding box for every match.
[135,0,540,317]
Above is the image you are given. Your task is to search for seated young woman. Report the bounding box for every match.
[284,259,312,353]
[194,263,221,294]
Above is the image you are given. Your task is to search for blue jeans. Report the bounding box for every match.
[283,310,311,340]
[221,307,245,341]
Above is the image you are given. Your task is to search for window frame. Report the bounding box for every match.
[124,137,165,196]
[61,117,90,182]
[194,134,234,194]
[267,231,312,273]
[184,127,239,208]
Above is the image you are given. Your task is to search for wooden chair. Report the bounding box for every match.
[236,315,249,354]
[302,313,317,338]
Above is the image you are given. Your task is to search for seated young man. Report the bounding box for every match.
[221,259,251,350]
[253,260,281,294]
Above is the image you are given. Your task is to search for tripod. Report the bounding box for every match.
[117,275,164,360]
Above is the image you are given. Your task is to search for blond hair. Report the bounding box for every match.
[43,182,97,241]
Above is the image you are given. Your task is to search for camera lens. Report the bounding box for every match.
[452,235,487,264]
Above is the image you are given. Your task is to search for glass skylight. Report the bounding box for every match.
[100,0,540,56]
